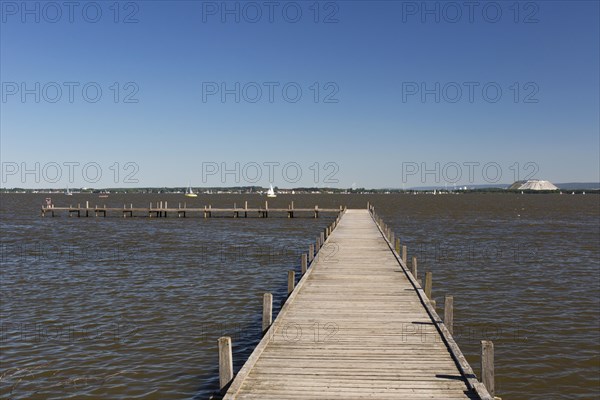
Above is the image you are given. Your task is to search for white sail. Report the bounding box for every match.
[185,183,198,197]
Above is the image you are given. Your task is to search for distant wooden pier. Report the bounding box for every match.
[215,205,498,399]
[40,201,344,218]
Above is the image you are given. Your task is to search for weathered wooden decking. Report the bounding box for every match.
[223,209,492,399]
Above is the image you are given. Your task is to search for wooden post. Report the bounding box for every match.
[309,244,314,262]
[262,293,273,334]
[287,270,295,295]
[390,231,395,246]
[301,253,307,274]
[402,245,407,264]
[395,238,400,253]
[481,340,495,397]
[411,256,418,279]
[425,271,432,299]
[218,337,233,390]
[320,232,325,245]
[444,296,454,335]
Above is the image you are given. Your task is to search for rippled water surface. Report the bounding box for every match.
[1,193,599,399]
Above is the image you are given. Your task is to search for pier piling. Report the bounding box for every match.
[218,337,233,390]
[444,295,454,335]
[481,340,495,397]
[262,293,273,334]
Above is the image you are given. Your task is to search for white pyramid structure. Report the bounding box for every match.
[511,180,558,191]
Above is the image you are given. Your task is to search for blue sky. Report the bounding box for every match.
[1,0,599,189]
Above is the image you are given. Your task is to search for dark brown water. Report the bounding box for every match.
[1,193,599,399]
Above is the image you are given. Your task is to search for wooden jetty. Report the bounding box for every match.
[216,205,498,399]
[40,201,343,218]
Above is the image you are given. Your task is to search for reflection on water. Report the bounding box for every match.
[1,193,598,399]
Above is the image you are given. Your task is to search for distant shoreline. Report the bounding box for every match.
[1,187,598,195]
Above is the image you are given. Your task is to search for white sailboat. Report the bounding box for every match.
[185,184,198,198]
[267,184,277,198]
[65,186,73,196]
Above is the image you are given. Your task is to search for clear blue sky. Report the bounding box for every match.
[1,0,598,189]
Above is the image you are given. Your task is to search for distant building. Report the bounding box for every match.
[508,180,558,191]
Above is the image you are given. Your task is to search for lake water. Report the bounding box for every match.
[1,193,598,399]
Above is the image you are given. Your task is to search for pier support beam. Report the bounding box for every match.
[287,270,295,295]
[262,293,273,334]
[481,340,495,397]
[411,256,418,279]
[444,296,454,335]
[218,337,233,390]
[425,271,433,299]
[301,253,307,274]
